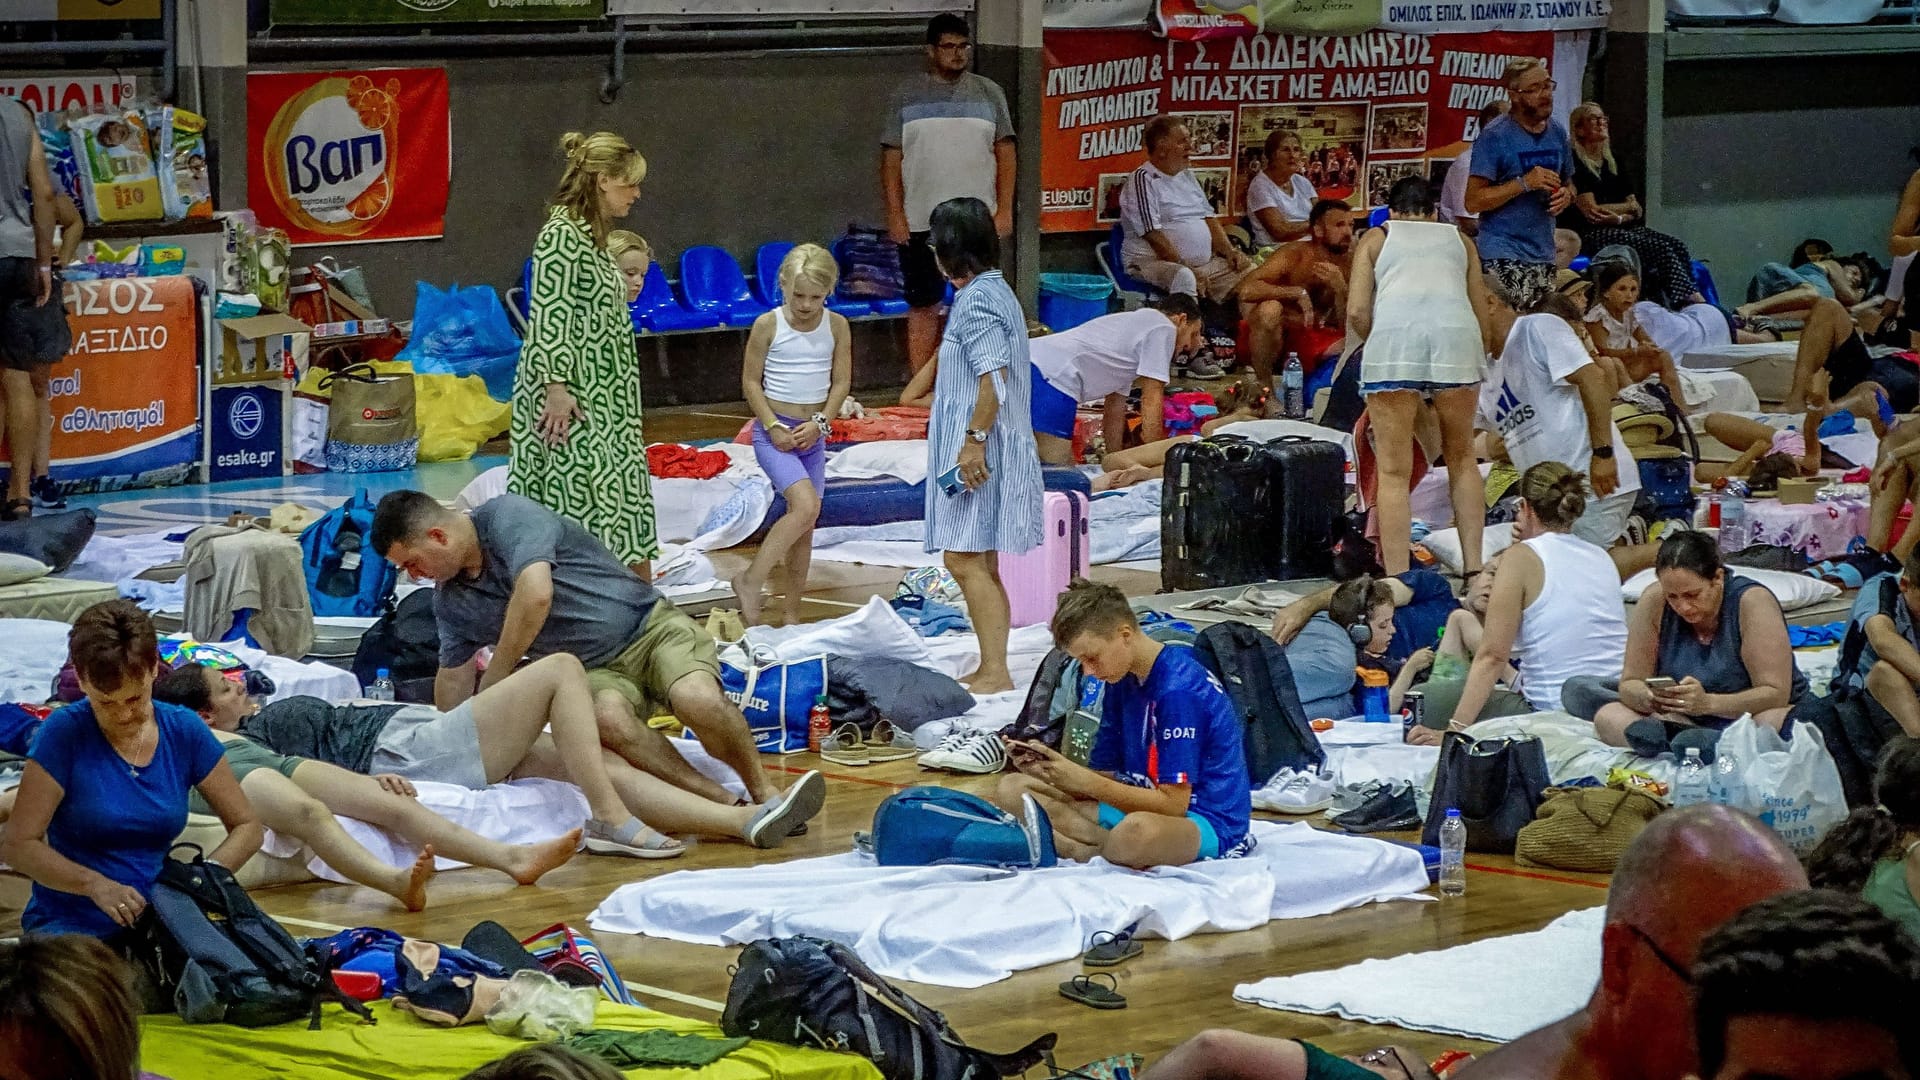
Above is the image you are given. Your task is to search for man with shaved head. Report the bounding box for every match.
[1457,804,1808,1080]
[1148,806,1805,1080]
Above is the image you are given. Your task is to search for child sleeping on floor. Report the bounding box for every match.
[1695,370,1891,487]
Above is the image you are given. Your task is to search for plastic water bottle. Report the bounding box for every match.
[1439,809,1467,897]
[1709,745,1745,809]
[1674,747,1710,807]
[367,668,395,702]
[1718,490,1746,554]
[1282,352,1305,418]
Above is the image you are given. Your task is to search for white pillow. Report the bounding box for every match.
[1420,522,1517,574]
[825,439,929,486]
[0,553,51,586]
[1621,566,1840,612]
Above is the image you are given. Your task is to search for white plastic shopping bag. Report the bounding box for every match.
[1716,715,1848,855]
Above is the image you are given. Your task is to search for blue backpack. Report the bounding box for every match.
[871,786,1056,869]
[299,489,397,618]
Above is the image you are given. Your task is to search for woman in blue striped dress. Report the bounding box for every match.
[924,197,1043,693]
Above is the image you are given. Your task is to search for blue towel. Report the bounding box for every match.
[1788,621,1846,648]
[1817,411,1857,439]
[889,595,971,638]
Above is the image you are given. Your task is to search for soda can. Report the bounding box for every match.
[1403,690,1425,735]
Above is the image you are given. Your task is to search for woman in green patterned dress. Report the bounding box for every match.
[511,130,656,577]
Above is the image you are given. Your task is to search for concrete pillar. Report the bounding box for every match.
[176,0,249,211]
[975,0,1045,312]
[1597,0,1666,223]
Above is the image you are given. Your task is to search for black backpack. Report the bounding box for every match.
[1835,574,1901,703]
[141,845,374,1029]
[1191,622,1326,783]
[1003,648,1078,750]
[722,937,1053,1080]
[351,589,439,703]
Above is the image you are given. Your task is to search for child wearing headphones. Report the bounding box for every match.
[1328,578,1432,715]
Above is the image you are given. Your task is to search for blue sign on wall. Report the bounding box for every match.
[209,384,285,483]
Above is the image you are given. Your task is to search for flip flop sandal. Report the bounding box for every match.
[1059,972,1126,1010]
[864,719,918,763]
[1827,562,1867,590]
[1082,928,1143,967]
[820,723,871,767]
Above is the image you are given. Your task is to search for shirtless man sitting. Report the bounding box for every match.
[1237,198,1353,389]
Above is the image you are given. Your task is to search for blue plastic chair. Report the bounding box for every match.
[756,241,872,317]
[1368,206,1390,229]
[1569,255,1592,273]
[633,262,719,333]
[681,246,768,328]
[515,258,534,320]
[1691,259,1721,308]
[1099,222,1162,302]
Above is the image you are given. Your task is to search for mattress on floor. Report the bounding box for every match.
[1680,342,1799,404]
[141,999,883,1080]
[0,576,117,622]
[752,465,1093,539]
[177,813,316,889]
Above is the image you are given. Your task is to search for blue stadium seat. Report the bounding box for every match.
[1569,255,1592,273]
[757,241,872,317]
[633,262,719,334]
[681,246,769,328]
[1368,206,1390,229]
[1099,222,1161,303]
[515,258,533,320]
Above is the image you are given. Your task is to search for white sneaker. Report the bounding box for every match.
[918,731,1007,774]
[1252,769,1337,814]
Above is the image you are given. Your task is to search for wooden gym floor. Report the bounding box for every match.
[0,398,1613,1069]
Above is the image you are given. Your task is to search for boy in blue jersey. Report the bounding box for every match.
[994,579,1251,868]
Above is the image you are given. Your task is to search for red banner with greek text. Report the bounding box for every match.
[1042,27,1564,232]
[247,67,450,246]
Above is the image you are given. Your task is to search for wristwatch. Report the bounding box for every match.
[966,428,990,444]
[1591,445,1615,459]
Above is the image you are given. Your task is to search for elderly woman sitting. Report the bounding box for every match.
[1562,531,1806,755]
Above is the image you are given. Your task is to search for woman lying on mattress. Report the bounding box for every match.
[153,663,582,911]
[0,600,264,942]
[152,652,824,863]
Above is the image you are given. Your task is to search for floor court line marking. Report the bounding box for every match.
[1465,862,1609,889]
[274,914,349,933]
[626,982,724,1013]
[687,411,752,421]
[802,597,865,609]
[766,762,910,791]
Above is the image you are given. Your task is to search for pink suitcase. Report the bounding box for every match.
[999,491,1090,628]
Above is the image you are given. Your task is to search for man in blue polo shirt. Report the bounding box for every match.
[995,580,1250,868]
[1465,56,1575,310]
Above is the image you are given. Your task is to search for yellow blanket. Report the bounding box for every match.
[140,1000,883,1080]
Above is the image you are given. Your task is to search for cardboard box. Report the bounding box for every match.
[1776,478,1823,505]
[216,313,310,384]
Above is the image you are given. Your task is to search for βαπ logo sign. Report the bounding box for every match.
[263,75,399,238]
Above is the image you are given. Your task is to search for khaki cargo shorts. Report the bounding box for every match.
[586,602,721,716]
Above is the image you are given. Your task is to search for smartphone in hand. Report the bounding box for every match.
[1644,676,1677,692]
[937,463,967,496]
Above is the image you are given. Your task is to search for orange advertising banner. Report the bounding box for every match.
[247,67,450,246]
[0,276,201,488]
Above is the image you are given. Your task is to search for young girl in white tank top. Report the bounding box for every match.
[736,243,852,626]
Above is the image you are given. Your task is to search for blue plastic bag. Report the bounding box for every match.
[395,282,521,402]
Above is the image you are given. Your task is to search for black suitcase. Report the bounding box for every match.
[1265,435,1345,580]
[1161,434,1345,590]
[1162,435,1274,591]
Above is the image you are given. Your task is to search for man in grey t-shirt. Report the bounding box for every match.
[373,491,798,811]
[1,100,67,522]
[881,12,1015,373]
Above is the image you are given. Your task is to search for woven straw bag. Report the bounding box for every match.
[1515,787,1665,873]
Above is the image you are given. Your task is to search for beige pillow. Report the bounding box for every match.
[0,552,51,587]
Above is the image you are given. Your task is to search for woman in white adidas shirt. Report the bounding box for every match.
[735,244,852,626]
[1413,461,1628,744]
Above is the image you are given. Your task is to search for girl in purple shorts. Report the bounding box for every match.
[735,244,852,625]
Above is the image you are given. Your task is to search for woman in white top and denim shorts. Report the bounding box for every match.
[1348,174,1493,580]
[736,244,852,626]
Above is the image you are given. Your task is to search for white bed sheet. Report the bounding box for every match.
[589,820,1429,988]
[0,618,356,705]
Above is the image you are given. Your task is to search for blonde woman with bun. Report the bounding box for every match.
[510,131,657,577]
[734,243,852,626]
[1413,461,1628,744]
